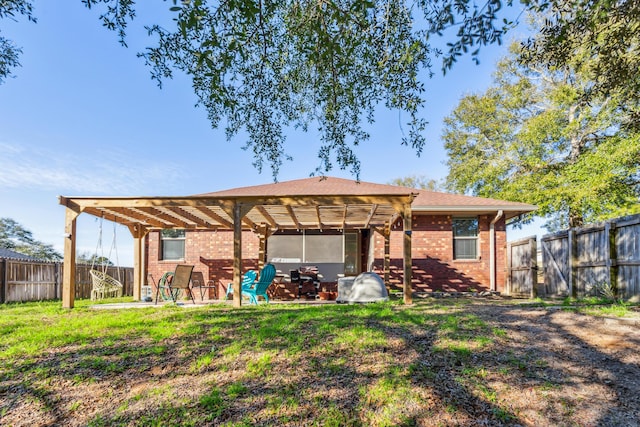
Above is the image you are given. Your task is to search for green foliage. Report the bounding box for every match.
[389,174,444,191]
[0,0,36,84]
[76,252,114,266]
[1,0,526,179]
[443,43,640,230]
[521,0,640,124]
[0,217,62,261]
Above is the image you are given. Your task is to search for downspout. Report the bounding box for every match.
[489,210,504,292]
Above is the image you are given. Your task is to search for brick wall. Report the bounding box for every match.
[145,213,507,297]
[146,229,260,299]
[370,214,507,292]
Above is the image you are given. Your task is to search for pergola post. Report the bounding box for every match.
[223,202,253,308]
[402,205,413,304]
[129,225,149,301]
[383,224,391,287]
[62,206,80,309]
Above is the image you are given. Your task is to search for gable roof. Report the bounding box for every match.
[60,176,535,232]
[198,176,536,220]
[198,176,416,197]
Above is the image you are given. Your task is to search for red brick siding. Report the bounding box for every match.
[370,214,506,292]
[145,214,507,297]
[146,229,260,298]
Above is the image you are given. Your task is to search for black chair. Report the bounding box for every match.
[290,270,302,298]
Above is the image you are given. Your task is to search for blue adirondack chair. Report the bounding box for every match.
[225,270,258,298]
[242,263,276,304]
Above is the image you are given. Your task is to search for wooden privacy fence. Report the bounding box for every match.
[506,236,538,298]
[0,259,134,303]
[536,214,640,300]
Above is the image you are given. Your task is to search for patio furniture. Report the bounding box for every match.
[290,266,321,298]
[242,263,276,304]
[225,270,258,298]
[89,270,123,300]
[190,271,218,301]
[155,264,195,304]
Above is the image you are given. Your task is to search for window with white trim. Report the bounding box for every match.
[160,229,185,260]
[452,218,478,260]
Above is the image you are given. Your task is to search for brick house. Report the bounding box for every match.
[59,176,535,308]
[143,177,536,299]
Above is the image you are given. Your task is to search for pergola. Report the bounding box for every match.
[58,191,417,308]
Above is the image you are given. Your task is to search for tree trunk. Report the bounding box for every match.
[567,104,585,229]
[569,209,583,228]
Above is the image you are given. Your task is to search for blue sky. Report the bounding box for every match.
[0,1,542,265]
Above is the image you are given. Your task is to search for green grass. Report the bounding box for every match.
[0,296,634,426]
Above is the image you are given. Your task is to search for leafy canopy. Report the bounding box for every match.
[0,218,62,261]
[389,174,444,191]
[6,1,636,181]
[443,43,640,230]
[521,0,640,119]
[1,0,519,179]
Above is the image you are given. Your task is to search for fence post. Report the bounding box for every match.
[0,258,6,303]
[54,262,60,300]
[607,221,618,296]
[568,229,578,298]
[530,237,538,299]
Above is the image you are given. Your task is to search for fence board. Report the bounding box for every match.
[541,231,570,297]
[507,236,536,297]
[537,214,640,300]
[615,217,640,300]
[1,259,133,302]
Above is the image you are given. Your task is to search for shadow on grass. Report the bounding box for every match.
[1,300,639,426]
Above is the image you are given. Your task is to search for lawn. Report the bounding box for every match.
[1,297,639,426]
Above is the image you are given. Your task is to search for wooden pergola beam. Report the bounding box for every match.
[136,207,192,229]
[364,204,378,229]
[342,205,348,230]
[193,206,234,229]
[166,206,214,228]
[118,207,169,228]
[315,206,324,230]
[256,206,277,229]
[286,205,302,230]
[64,194,414,209]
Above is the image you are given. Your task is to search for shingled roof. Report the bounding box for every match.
[0,248,40,261]
[198,176,536,220]
[198,176,416,197]
[60,176,535,233]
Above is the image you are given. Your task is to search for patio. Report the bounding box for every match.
[59,178,418,309]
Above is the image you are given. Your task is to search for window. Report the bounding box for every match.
[160,229,185,260]
[343,232,360,275]
[453,218,478,260]
[267,231,343,263]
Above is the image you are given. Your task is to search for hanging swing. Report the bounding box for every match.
[89,217,124,300]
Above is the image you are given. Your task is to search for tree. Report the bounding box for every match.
[389,175,444,191]
[521,0,640,123]
[0,0,36,84]
[1,0,519,179]
[76,251,114,266]
[443,44,640,230]
[0,218,62,261]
